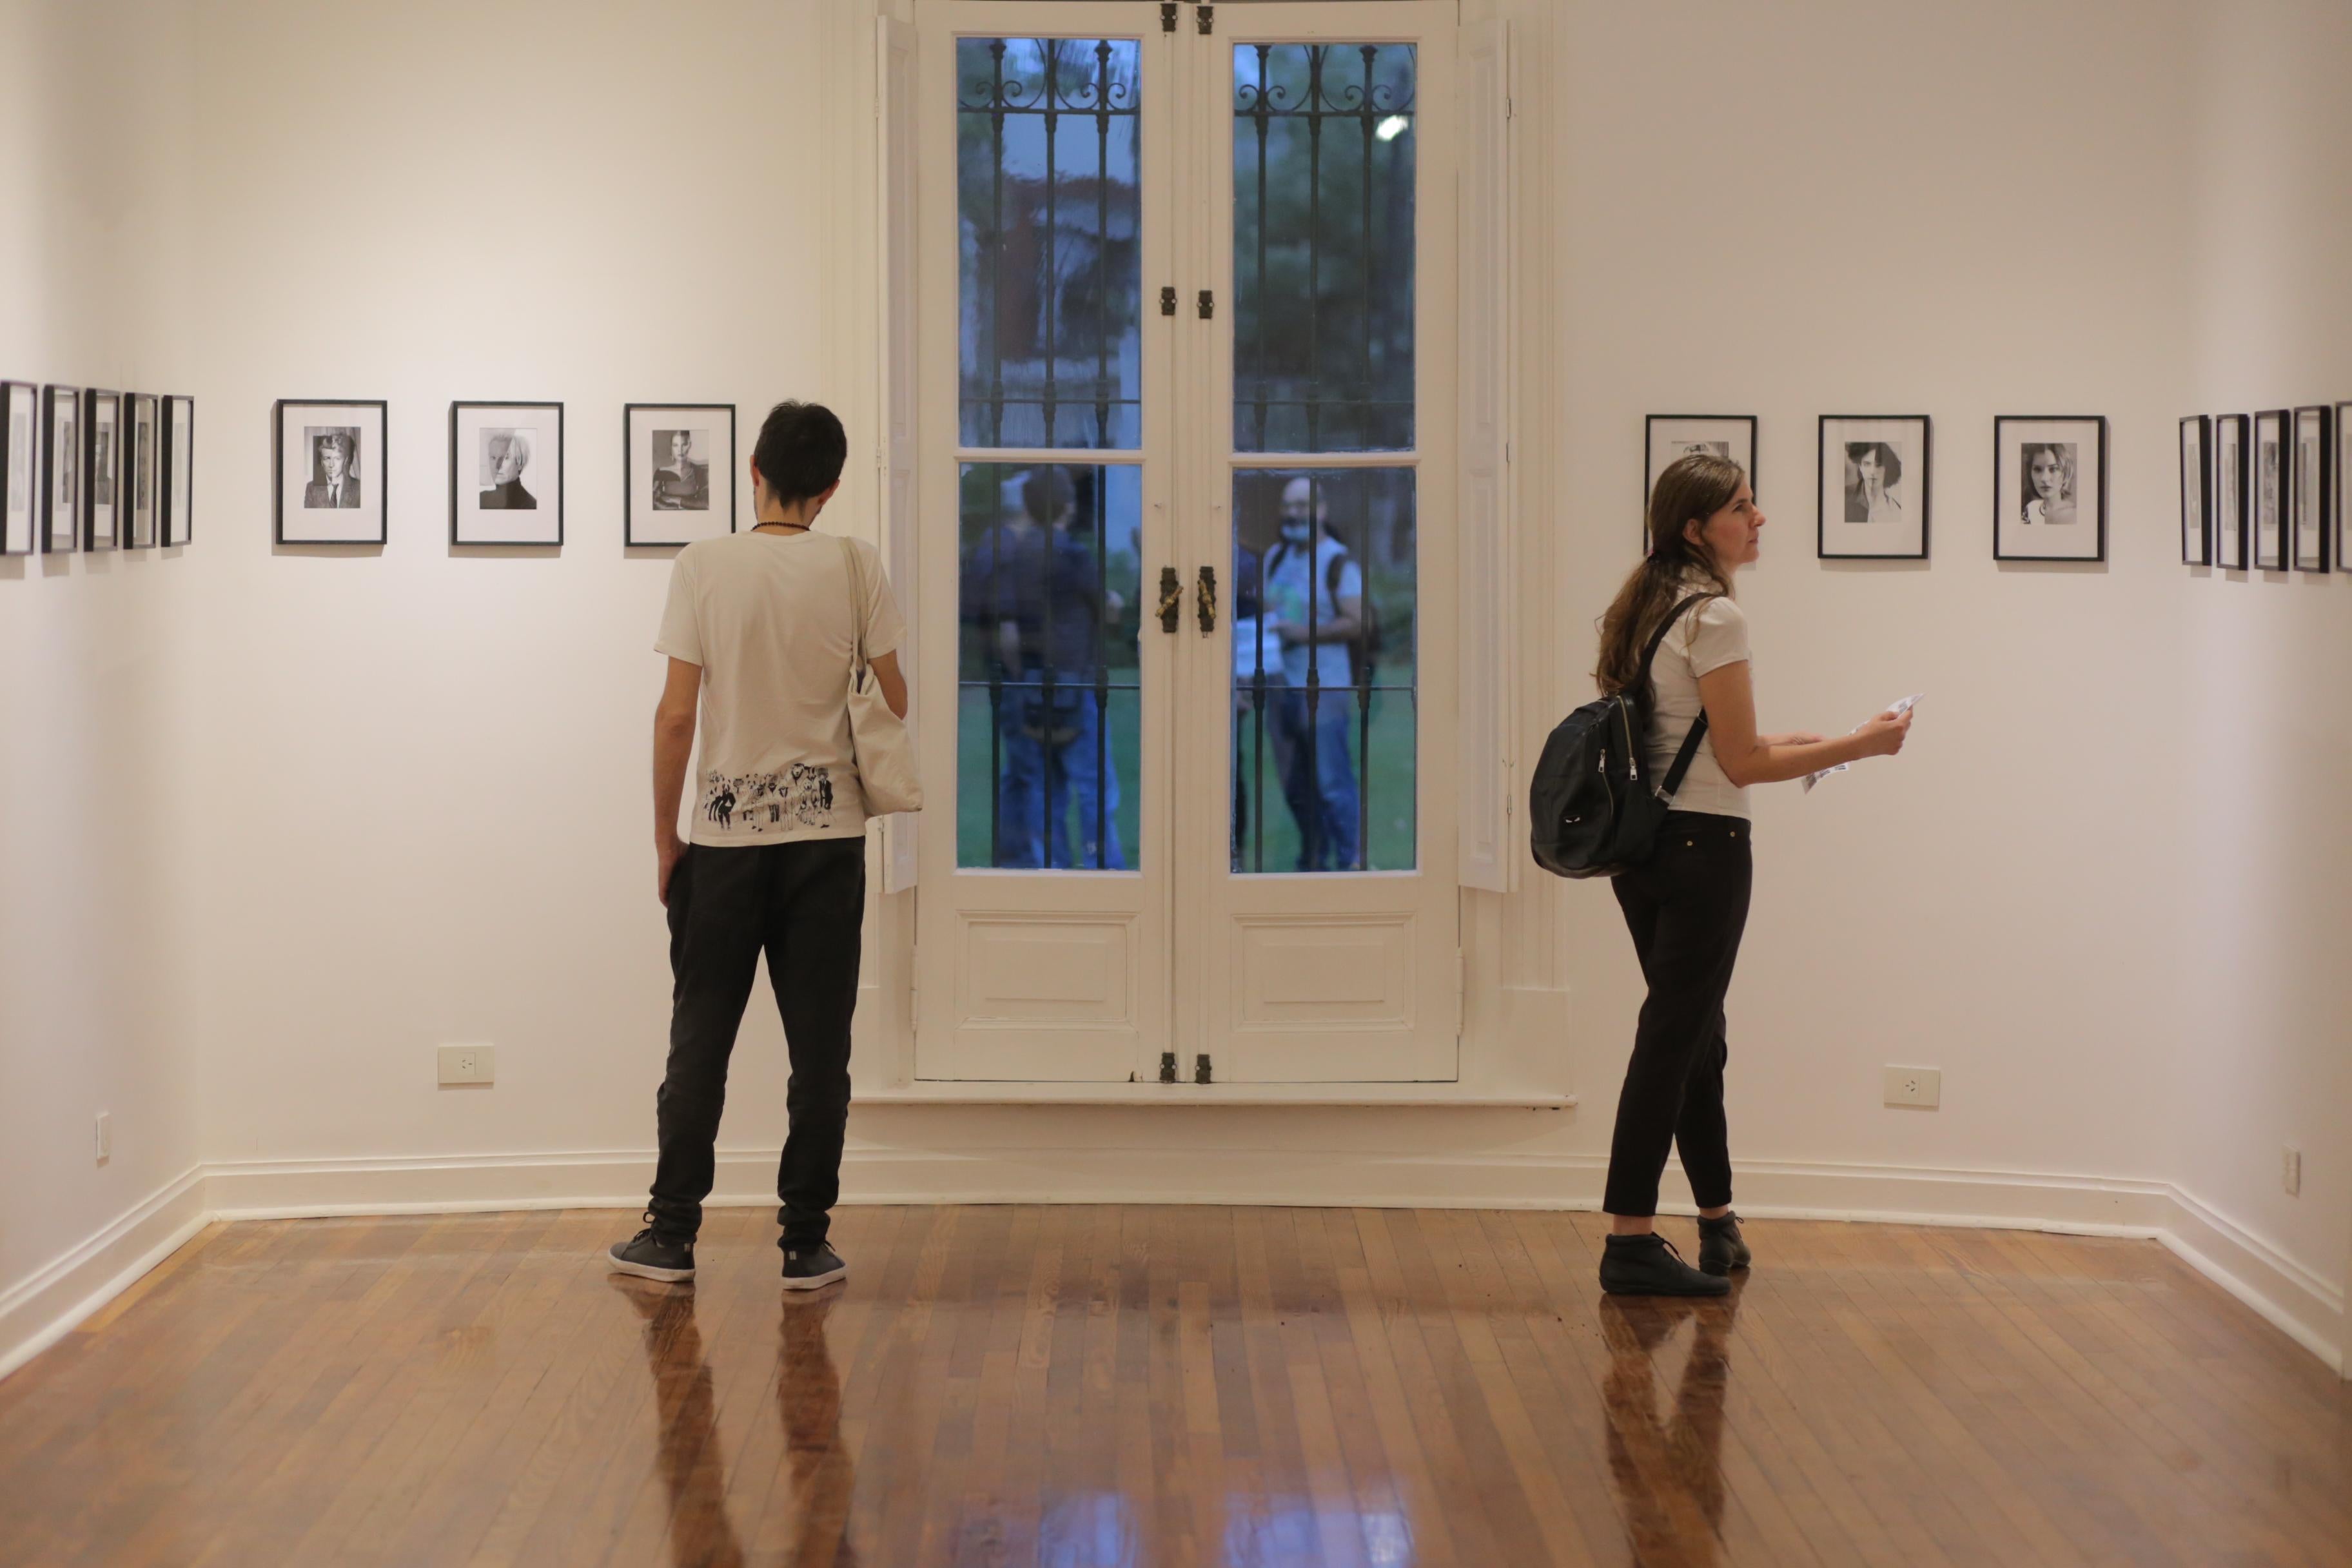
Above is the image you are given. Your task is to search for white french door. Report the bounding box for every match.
[910,0,1458,1084]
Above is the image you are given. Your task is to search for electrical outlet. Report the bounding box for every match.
[2283,1144,2300,1197]
[95,1112,111,1163]
[436,1044,496,1086]
[1883,1066,1941,1108]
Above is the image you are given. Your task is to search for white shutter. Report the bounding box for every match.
[1455,17,1513,892]
[878,15,920,894]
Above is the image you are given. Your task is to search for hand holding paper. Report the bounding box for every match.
[1805,693,1922,792]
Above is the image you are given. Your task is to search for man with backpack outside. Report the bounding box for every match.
[1262,475,1366,872]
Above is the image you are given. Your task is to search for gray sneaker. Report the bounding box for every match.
[781,1242,847,1291]
[608,1224,695,1283]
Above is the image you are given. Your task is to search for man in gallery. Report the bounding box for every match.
[609,400,908,1292]
[305,430,360,508]
[478,430,537,509]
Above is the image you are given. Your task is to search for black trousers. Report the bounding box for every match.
[648,837,865,1247]
[1603,811,1752,1218]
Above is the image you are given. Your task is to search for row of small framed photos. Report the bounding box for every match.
[274,400,738,547]
[1645,413,2111,562]
[2179,405,2345,572]
[1,383,193,556]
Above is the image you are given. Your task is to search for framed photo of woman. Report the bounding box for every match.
[625,403,736,547]
[1994,415,2106,562]
[2179,415,2211,566]
[1646,415,1756,549]
[2251,409,2287,570]
[2289,404,2331,573]
[1817,415,1930,559]
[1,380,34,556]
[2214,414,2248,570]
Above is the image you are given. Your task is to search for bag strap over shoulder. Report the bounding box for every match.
[1640,591,1722,801]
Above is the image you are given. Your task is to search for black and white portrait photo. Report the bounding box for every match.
[2215,415,2246,570]
[162,395,194,547]
[2290,404,2332,573]
[1994,416,2106,562]
[124,395,159,549]
[43,384,77,553]
[1644,415,1754,551]
[2251,409,2286,570]
[2338,402,2352,574]
[92,430,113,507]
[2180,416,2210,565]
[84,389,120,549]
[1817,415,1929,558]
[625,402,736,547]
[276,399,388,545]
[451,401,562,545]
[1,381,33,556]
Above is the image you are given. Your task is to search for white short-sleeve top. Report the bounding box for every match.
[1642,583,1751,821]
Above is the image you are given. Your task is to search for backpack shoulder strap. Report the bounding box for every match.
[1640,592,1721,801]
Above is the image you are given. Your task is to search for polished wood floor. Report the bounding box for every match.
[1,1207,2346,1567]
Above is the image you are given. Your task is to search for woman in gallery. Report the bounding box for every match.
[1843,440,1903,522]
[1590,453,1914,1297]
[2021,442,2077,526]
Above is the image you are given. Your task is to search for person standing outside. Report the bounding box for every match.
[1260,475,1364,871]
[1592,452,1912,1297]
[609,401,908,1291]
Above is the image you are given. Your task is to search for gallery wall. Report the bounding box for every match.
[0,0,204,1333]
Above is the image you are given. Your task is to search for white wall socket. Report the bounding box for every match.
[95,1112,111,1162]
[436,1044,495,1085]
[2282,1144,2300,1197]
[1884,1066,1941,1108]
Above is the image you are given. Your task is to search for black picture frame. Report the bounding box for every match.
[2214,414,2248,570]
[40,385,77,554]
[450,400,564,547]
[1993,415,2107,562]
[160,395,194,547]
[1,380,34,556]
[1644,415,1757,547]
[1817,414,1931,559]
[2179,416,2211,565]
[2251,409,2288,570]
[2289,404,2332,573]
[625,402,738,547]
[81,388,120,551]
[2337,403,2351,574]
[122,392,159,550]
[275,398,389,545]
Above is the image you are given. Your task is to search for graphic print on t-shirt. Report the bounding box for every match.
[702,764,836,834]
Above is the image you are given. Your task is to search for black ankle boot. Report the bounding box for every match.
[1696,1211,1751,1277]
[1599,1233,1730,1297]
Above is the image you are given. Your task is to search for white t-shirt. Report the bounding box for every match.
[656,529,906,847]
[1261,534,1364,689]
[1643,585,1751,821]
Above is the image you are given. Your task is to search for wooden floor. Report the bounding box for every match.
[1,1208,2346,1567]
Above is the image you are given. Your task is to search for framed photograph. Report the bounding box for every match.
[2251,409,2287,569]
[451,401,562,546]
[2214,414,2248,570]
[2289,404,2331,573]
[1645,415,1756,542]
[1994,415,2106,562]
[625,403,736,546]
[2178,416,2211,565]
[82,389,120,551]
[2338,403,2351,574]
[122,393,159,549]
[41,386,77,554]
[1,380,34,556]
[275,399,387,545]
[161,395,193,547]
[1817,415,1930,559]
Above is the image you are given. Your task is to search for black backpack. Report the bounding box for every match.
[1528,593,1720,879]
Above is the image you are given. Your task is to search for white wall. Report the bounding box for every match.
[0,0,204,1335]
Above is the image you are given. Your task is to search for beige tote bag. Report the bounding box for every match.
[839,535,923,816]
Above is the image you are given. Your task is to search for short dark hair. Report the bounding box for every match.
[751,400,847,508]
[1021,464,1075,524]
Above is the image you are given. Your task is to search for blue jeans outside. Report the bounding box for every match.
[1048,688,1126,870]
[1269,685,1360,871]
[991,685,1050,868]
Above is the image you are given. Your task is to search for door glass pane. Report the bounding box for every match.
[1233,43,1416,454]
[957,462,1143,870]
[1230,468,1415,873]
[958,38,1142,449]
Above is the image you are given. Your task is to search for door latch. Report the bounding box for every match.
[1195,564,1217,633]
[1195,5,1214,35]
[1196,289,1214,320]
[1161,1,1177,32]
[1193,1054,1213,1084]
[1160,1051,1179,1084]
[1159,285,1176,317]
[1157,566,1183,632]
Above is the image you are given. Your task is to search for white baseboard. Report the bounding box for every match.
[8,1147,2342,1383]
[0,1167,211,1383]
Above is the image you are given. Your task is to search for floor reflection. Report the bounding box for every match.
[1598,1286,1737,1566]
[610,1277,858,1567]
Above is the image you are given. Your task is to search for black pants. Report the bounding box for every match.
[649,837,865,1247]
[1603,811,1752,1218]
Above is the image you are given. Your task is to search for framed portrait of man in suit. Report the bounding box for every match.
[275,398,387,544]
[451,400,563,546]
[624,402,735,547]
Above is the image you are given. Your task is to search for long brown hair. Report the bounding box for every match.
[1594,452,1744,694]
